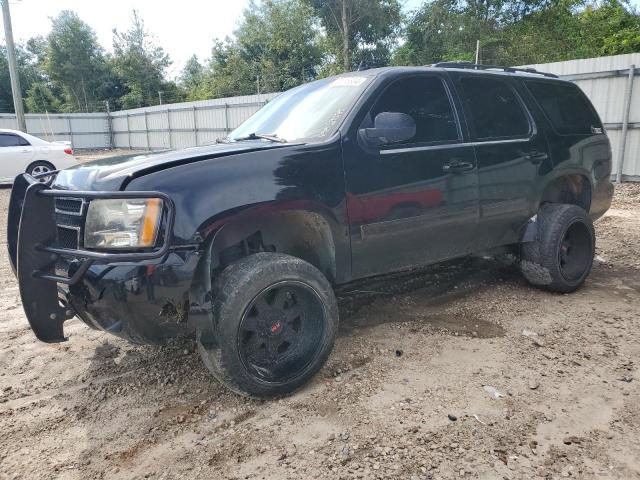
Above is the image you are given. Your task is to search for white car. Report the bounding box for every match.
[0,128,78,183]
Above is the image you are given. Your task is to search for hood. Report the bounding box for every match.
[53,142,293,191]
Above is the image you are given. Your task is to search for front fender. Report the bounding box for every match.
[125,140,351,282]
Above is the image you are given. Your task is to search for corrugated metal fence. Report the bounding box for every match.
[0,112,110,148]
[109,93,278,150]
[1,54,639,180]
[522,53,640,181]
[0,93,277,151]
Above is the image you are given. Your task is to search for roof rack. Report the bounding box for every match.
[430,61,558,78]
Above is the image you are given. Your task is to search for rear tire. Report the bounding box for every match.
[520,204,595,293]
[197,252,338,398]
[26,161,55,182]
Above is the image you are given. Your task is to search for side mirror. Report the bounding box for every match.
[362,112,416,145]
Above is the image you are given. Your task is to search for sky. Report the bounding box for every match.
[1,0,636,78]
[2,0,250,78]
[0,0,423,78]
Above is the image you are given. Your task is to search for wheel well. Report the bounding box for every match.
[208,209,337,283]
[540,175,591,212]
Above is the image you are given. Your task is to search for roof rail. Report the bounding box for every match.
[430,61,558,78]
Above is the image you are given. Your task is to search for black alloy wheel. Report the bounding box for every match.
[238,281,325,383]
[557,220,593,283]
[197,252,338,398]
[520,203,595,293]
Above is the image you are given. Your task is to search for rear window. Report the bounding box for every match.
[526,81,601,135]
[459,76,531,140]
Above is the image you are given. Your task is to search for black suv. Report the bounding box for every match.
[8,64,613,397]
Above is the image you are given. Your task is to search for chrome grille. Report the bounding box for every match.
[54,196,85,249]
[54,197,85,216]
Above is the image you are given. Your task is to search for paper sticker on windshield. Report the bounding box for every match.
[330,77,367,87]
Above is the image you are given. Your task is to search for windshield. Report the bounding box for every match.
[228,75,371,143]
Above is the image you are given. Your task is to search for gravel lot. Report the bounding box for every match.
[0,173,639,480]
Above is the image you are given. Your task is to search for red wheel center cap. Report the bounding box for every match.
[270,321,283,334]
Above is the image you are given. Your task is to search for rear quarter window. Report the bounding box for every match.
[525,81,601,135]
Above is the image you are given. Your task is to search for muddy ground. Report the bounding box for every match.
[0,175,639,480]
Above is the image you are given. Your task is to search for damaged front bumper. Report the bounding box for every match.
[7,173,188,343]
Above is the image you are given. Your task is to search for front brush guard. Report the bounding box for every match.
[8,173,175,343]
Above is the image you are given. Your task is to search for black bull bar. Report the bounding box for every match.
[7,174,175,343]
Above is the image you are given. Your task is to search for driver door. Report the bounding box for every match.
[343,73,479,278]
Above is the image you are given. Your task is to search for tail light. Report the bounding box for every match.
[64,147,74,155]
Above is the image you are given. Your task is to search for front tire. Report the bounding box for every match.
[520,204,595,293]
[198,253,338,398]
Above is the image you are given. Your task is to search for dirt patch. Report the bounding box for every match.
[1,184,639,479]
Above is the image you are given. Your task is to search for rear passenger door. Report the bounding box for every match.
[452,73,549,249]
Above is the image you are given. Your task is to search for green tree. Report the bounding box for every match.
[394,0,555,66]
[45,11,114,111]
[25,82,62,112]
[396,0,640,67]
[497,0,584,65]
[0,42,50,113]
[499,0,640,64]
[578,0,640,56]
[195,40,257,98]
[194,0,322,99]
[112,10,180,108]
[308,0,402,72]
[180,54,205,99]
[25,36,48,68]
[393,0,471,66]
[237,0,322,90]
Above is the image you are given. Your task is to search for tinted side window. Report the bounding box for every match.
[526,81,600,135]
[460,77,530,139]
[371,76,459,145]
[0,134,29,147]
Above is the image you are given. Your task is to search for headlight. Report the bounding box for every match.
[84,198,163,249]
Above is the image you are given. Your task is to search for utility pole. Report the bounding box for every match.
[104,100,114,150]
[158,91,163,105]
[1,0,26,131]
[341,0,349,72]
[475,40,480,65]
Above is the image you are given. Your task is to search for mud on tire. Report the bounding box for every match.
[520,204,595,293]
[197,252,338,398]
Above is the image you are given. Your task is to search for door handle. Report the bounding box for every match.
[21,149,29,153]
[524,151,548,164]
[443,159,474,174]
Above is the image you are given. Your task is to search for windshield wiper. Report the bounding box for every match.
[232,132,288,143]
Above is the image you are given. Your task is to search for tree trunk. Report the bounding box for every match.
[342,0,349,72]
[70,86,81,112]
[81,76,89,112]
